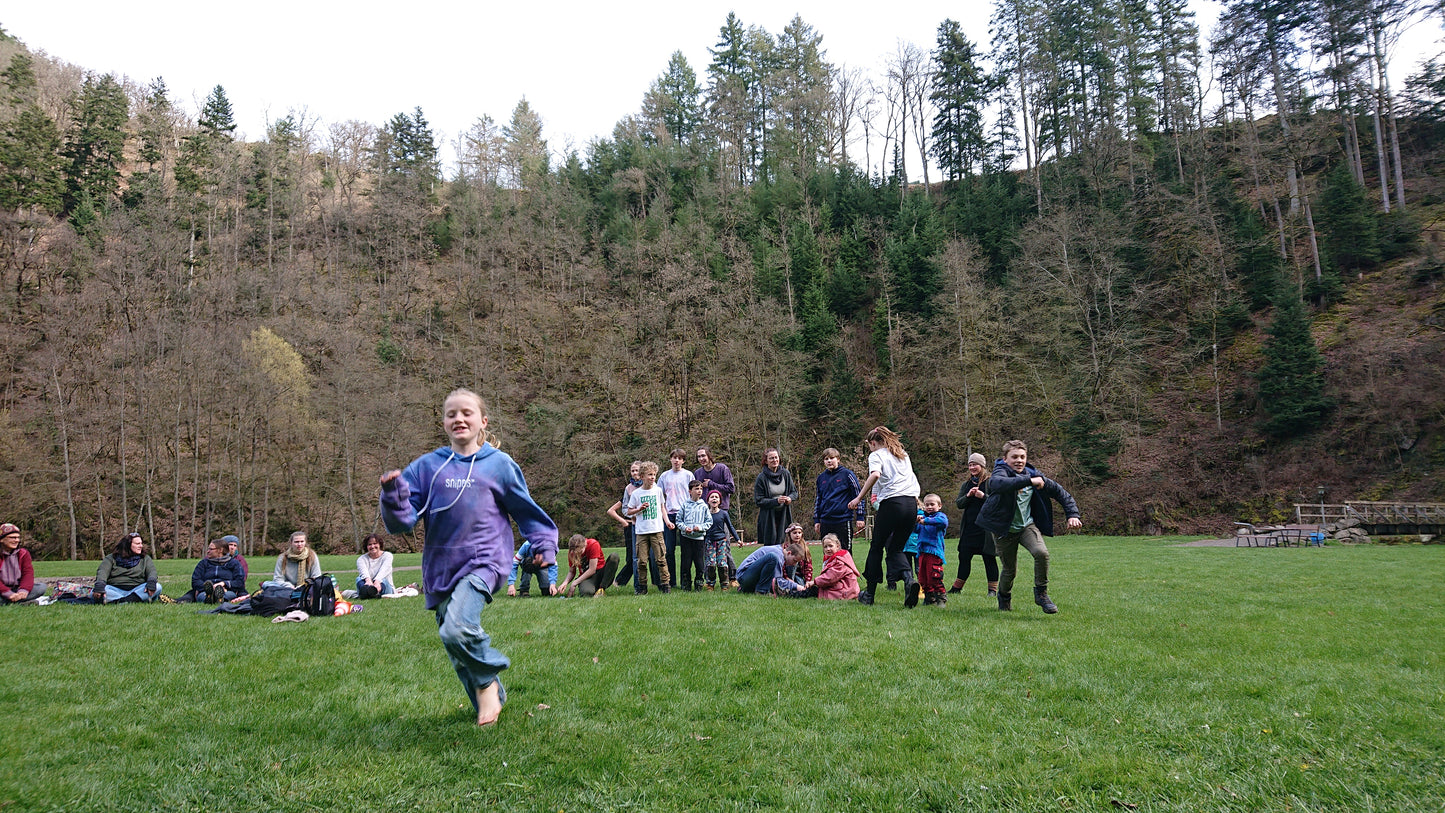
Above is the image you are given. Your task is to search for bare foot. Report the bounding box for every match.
[475,681,503,726]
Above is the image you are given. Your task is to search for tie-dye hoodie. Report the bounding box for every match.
[380,444,558,609]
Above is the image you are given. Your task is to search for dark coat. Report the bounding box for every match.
[190,556,247,592]
[954,475,989,554]
[977,461,1080,538]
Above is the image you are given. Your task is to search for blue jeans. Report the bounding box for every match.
[434,571,509,713]
[104,584,158,603]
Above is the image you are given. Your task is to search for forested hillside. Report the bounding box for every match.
[1,4,1443,559]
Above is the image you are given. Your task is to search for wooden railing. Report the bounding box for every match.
[1294,502,1445,526]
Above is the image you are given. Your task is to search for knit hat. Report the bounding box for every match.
[0,523,18,538]
[967,453,987,467]
[221,535,240,545]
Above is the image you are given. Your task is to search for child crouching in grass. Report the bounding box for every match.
[774,533,858,599]
[381,388,558,726]
[556,534,618,598]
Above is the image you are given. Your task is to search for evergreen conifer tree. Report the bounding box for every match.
[1257,291,1332,438]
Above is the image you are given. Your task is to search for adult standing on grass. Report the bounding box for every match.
[951,453,999,597]
[266,531,321,590]
[813,448,866,552]
[753,448,798,549]
[0,523,46,604]
[694,447,735,511]
[847,426,922,608]
[381,388,558,727]
[976,440,1082,614]
[93,532,161,603]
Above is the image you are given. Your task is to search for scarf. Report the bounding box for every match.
[0,548,19,590]
[761,468,787,497]
[115,553,143,569]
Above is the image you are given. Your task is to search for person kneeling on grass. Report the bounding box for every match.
[556,534,618,598]
[976,439,1082,614]
[1,523,47,605]
[181,539,247,603]
[734,542,804,595]
[94,533,161,603]
[506,539,558,597]
[775,534,860,599]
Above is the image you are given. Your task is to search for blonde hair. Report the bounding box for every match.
[567,533,588,553]
[1002,439,1028,456]
[923,493,942,504]
[866,426,906,460]
[821,533,841,548]
[639,461,659,477]
[444,388,499,447]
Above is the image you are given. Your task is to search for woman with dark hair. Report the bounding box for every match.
[356,533,395,598]
[847,426,922,608]
[94,533,161,603]
[752,448,798,549]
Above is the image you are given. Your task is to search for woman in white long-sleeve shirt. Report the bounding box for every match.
[355,533,394,598]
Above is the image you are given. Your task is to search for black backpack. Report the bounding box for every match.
[301,575,337,616]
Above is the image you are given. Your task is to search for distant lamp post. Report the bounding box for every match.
[1317,486,1326,524]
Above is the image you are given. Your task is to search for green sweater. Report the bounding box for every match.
[95,554,158,592]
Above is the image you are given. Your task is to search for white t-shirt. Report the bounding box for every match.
[869,448,920,501]
[657,468,696,513]
[626,484,668,535]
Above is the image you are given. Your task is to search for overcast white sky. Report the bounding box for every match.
[5,1,1442,179]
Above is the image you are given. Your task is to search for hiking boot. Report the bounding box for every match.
[1035,588,1058,614]
[857,591,874,606]
[935,593,947,608]
[206,583,224,604]
[998,593,1012,611]
[904,581,922,608]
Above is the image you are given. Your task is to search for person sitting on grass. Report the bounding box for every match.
[0,523,47,605]
[775,534,860,599]
[506,539,557,597]
[93,532,161,603]
[356,533,395,599]
[734,542,805,595]
[976,439,1082,614]
[224,535,249,586]
[556,534,618,598]
[783,523,814,585]
[265,531,321,590]
[181,539,247,603]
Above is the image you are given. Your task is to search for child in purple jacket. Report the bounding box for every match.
[381,389,558,726]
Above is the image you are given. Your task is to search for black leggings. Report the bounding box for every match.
[956,550,999,583]
[864,495,917,590]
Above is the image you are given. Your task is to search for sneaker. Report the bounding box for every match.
[987,587,999,598]
[517,590,530,598]
[594,588,605,598]
[904,582,922,608]
[857,591,874,606]
[1035,589,1058,614]
[935,594,948,608]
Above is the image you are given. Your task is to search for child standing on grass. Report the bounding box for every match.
[658,450,696,589]
[381,389,558,726]
[976,439,1082,614]
[676,480,712,591]
[556,534,617,598]
[702,490,738,590]
[625,461,673,594]
[915,494,949,607]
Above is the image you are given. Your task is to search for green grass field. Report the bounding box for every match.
[4,537,1443,812]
